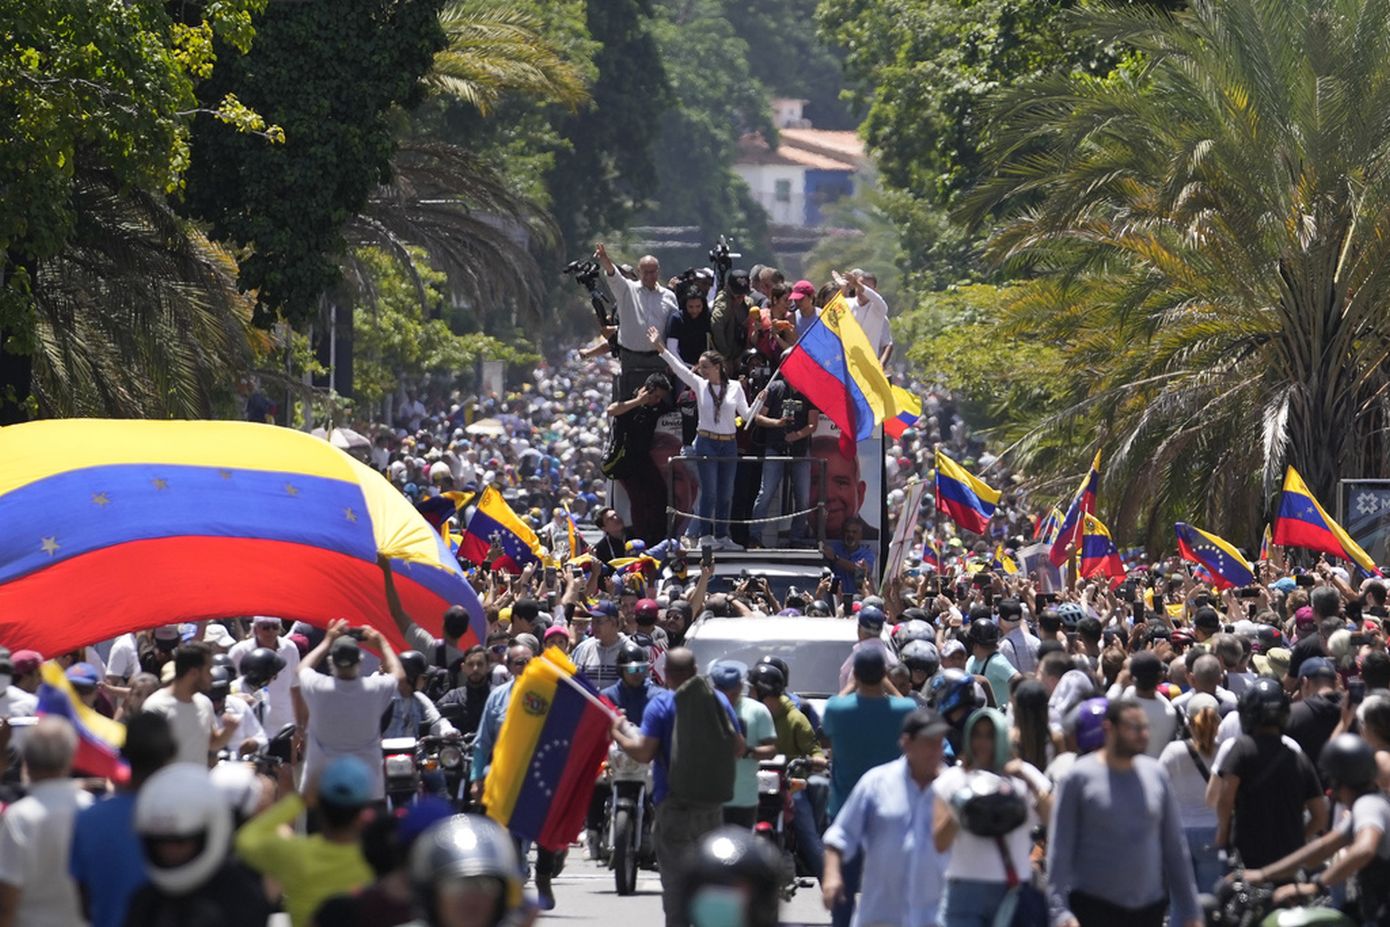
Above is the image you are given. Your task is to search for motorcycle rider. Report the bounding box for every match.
[405,814,537,927]
[679,826,783,927]
[234,646,287,737]
[748,661,827,879]
[600,640,659,725]
[1240,733,1390,922]
[209,665,266,757]
[435,646,494,736]
[383,651,460,740]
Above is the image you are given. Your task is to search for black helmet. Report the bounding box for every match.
[409,815,523,925]
[758,655,791,687]
[1319,733,1377,791]
[967,618,1000,648]
[208,666,231,701]
[399,651,429,684]
[893,619,934,654]
[1237,676,1291,733]
[239,647,286,688]
[949,770,1029,838]
[748,663,785,700]
[900,640,940,677]
[211,653,235,672]
[680,826,781,927]
[807,600,833,617]
[618,640,650,668]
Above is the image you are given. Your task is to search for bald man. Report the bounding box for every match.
[596,242,678,400]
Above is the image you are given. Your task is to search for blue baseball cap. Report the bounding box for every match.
[319,756,373,807]
[709,661,747,691]
[587,601,619,620]
[65,662,100,688]
[1298,657,1337,680]
[858,605,886,630]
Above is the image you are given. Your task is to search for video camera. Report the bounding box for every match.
[562,258,616,330]
[708,235,740,288]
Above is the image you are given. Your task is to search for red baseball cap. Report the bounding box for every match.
[790,280,816,299]
[11,650,42,675]
[636,598,660,617]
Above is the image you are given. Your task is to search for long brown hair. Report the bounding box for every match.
[1189,705,1219,755]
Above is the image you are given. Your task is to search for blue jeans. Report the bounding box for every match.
[831,852,862,927]
[751,456,811,545]
[940,878,1011,927]
[692,435,737,539]
[791,788,824,880]
[1185,825,1224,896]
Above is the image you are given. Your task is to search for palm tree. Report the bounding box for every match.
[961,0,1390,546]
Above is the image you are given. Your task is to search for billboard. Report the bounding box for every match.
[1337,480,1390,568]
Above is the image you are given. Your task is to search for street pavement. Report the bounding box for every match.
[537,851,832,925]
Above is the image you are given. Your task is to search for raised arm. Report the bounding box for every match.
[648,326,701,390]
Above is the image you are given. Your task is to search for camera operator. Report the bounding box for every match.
[710,268,755,372]
[596,242,678,401]
[750,373,819,549]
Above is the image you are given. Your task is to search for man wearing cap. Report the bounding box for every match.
[996,597,1040,674]
[64,663,112,717]
[236,756,375,927]
[708,267,756,369]
[823,709,951,927]
[1287,656,1342,764]
[837,606,901,691]
[711,661,777,829]
[789,279,820,339]
[229,616,303,736]
[0,650,35,720]
[1193,606,1223,644]
[296,620,405,801]
[10,649,43,696]
[571,601,627,691]
[634,598,669,648]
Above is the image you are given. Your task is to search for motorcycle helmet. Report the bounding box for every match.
[1054,602,1084,631]
[748,663,786,700]
[900,640,940,678]
[950,770,1029,838]
[208,666,231,701]
[399,651,429,685]
[893,619,934,653]
[1237,676,1291,733]
[618,640,649,674]
[758,655,792,688]
[1070,697,1109,755]
[239,647,286,688]
[967,618,1000,648]
[680,827,782,927]
[409,814,524,926]
[211,653,235,672]
[930,669,983,718]
[1319,733,1377,791]
[807,600,833,617]
[135,763,233,894]
[209,761,264,826]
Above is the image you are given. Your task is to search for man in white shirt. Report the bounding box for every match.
[846,269,893,364]
[596,242,677,397]
[997,598,1040,675]
[103,633,140,685]
[0,650,35,720]
[142,641,234,766]
[0,717,92,927]
[228,616,304,734]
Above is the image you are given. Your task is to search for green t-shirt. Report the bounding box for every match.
[727,697,776,809]
[967,651,1020,708]
[770,695,823,761]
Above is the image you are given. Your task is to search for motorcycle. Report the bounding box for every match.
[604,742,656,895]
[382,734,470,811]
[754,755,809,899]
[1204,876,1354,927]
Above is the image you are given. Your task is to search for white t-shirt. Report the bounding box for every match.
[104,633,139,681]
[223,693,267,751]
[229,635,301,734]
[852,287,892,355]
[1341,793,1390,859]
[142,688,217,766]
[932,762,1048,882]
[1107,686,1179,758]
[1158,739,1218,829]
[0,780,91,927]
[298,668,398,800]
[0,686,36,719]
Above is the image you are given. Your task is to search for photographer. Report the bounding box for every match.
[710,268,755,371]
[596,242,678,400]
[750,376,819,549]
[604,373,675,545]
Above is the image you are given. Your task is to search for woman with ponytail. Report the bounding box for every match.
[1159,694,1222,893]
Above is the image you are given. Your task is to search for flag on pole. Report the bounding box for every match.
[1050,451,1103,566]
[37,662,127,782]
[1080,514,1126,585]
[483,649,615,851]
[1272,466,1381,576]
[921,537,941,572]
[883,386,921,440]
[458,486,543,573]
[1258,524,1272,563]
[933,450,1000,535]
[1033,508,1064,543]
[1174,522,1254,590]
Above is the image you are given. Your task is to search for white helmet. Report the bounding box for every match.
[135,763,232,894]
[209,761,264,825]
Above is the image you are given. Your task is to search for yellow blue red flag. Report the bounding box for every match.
[933,449,1000,535]
[459,485,542,573]
[1175,522,1254,590]
[1274,466,1380,576]
[1080,514,1126,585]
[37,662,127,781]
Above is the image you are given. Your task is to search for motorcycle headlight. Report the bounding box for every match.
[384,754,415,778]
[756,770,781,795]
[438,745,463,769]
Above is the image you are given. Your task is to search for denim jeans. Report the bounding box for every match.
[791,788,824,880]
[940,878,1011,927]
[692,434,737,539]
[1185,825,1224,897]
[751,455,811,545]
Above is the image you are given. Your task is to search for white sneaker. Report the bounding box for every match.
[698,534,716,550]
[716,537,744,552]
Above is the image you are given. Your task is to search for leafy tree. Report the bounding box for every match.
[181,0,448,328]
[738,0,853,129]
[958,0,1390,545]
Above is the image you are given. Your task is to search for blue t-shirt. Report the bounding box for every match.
[69,792,145,927]
[822,693,918,817]
[601,678,658,726]
[639,687,740,804]
[828,540,876,590]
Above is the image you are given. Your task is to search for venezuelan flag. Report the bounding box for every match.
[458,486,542,574]
[883,386,921,440]
[1049,451,1102,567]
[779,292,897,456]
[1080,514,1126,585]
[1273,466,1381,576]
[0,420,485,657]
[1175,522,1254,590]
[994,543,1019,575]
[933,450,1000,535]
[921,538,941,572]
[1259,524,1272,563]
[37,662,127,782]
[1034,507,1064,543]
[483,649,614,851]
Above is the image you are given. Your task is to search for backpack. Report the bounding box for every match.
[667,676,738,805]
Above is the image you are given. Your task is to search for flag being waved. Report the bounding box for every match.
[1174,522,1254,590]
[779,291,897,456]
[37,662,127,782]
[1080,514,1126,585]
[1258,524,1272,563]
[458,485,542,573]
[483,648,616,851]
[933,450,1000,535]
[1273,466,1381,576]
[1050,451,1103,566]
[1034,508,1064,543]
[883,385,921,440]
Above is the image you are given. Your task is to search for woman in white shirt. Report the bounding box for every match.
[1158,692,1222,893]
[647,325,748,550]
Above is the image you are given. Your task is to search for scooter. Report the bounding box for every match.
[604,742,656,895]
[754,755,808,900]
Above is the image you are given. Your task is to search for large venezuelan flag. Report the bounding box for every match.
[779,292,897,455]
[0,420,485,655]
[1273,466,1381,576]
[458,486,542,573]
[1050,451,1102,566]
[37,662,127,781]
[934,449,1000,535]
[483,649,614,851]
[1175,522,1254,590]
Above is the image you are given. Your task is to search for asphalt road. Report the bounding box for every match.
[537,851,832,926]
